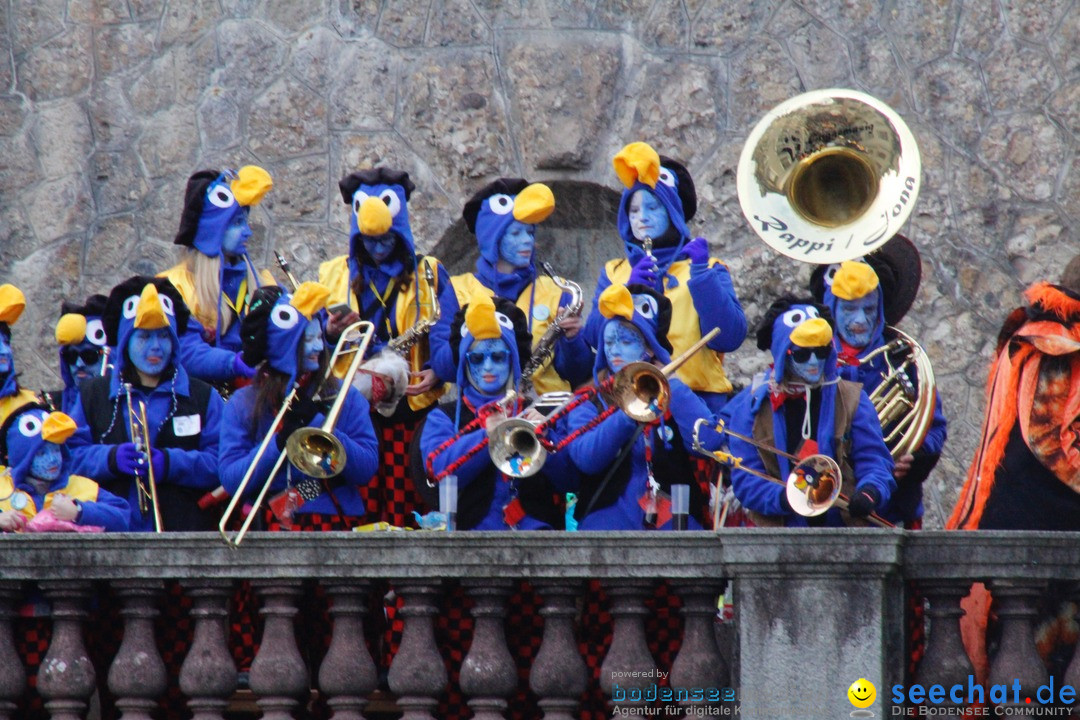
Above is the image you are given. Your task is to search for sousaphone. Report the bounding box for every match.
[737,89,921,265]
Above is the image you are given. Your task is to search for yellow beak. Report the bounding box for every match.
[358,196,393,236]
[135,284,169,331]
[292,282,332,320]
[55,313,88,345]
[42,411,78,445]
[231,165,273,207]
[598,284,634,322]
[0,284,27,326]
[513,183,555,224]
[613,142,661,189]
[790,317,833,347]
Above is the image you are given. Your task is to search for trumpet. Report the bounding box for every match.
[218,321,375,547]
[100,346,112,377]
[693,419,893,528]
[124,383,162,533]
[274,250,301,291]
[485,328,720,479]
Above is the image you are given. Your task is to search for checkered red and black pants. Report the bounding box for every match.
[361,416,429,528]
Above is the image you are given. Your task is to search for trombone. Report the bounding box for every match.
[486,328,721,479]
[692,418,893,528]
[124,383,162,533]
[218,320,375,547]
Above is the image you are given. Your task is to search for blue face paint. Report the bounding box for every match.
[64,340,104,386]
[835,290,880,349]
[628,189,670,242]
[497,221,535,269]
[0,334,11,375]
[603,321,650,373]
[30,443,62,482]
[786,346,830,385]
[221,211,252,257]
[300,319,323,373]
[127,328,173,378]
[363,233,397,263]
[465,337,511,396]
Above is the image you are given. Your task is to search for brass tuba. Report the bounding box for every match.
[736,89,921,265]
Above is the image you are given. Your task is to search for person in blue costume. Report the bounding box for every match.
[320,167,460,528]
[415,294,568,530]
[583,142,746,415]
[159,166,274,390]
[66,277,224,532]
[0,285,41,429]
[44,294,110,415]
[218,282,379,530]
[0,406,128,532]
[810,239,947,527]
[723,296,895,527]
[428,178,592,395]
[563,283,722,530]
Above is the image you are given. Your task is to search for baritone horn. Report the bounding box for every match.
[736,89,921,265]
[860,326,936,460]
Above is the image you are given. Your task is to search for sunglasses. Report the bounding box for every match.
[788,346,831,363]
[466,350,508,365]
[61,347,104,365]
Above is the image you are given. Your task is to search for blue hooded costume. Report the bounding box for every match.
[47,294,111,415]
[67,277,224,532]
[0,407,128,531]
[418,295,571,530]
[819,259,947,524]
[160,166,273,385]
[564,284,721,530]
[429,178,593,394]
[722,297,894,527]
[583,143,746,414]
[0,285,41,429]
[218,283,379,522]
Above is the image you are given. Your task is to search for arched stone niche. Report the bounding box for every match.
[428,180,626,305]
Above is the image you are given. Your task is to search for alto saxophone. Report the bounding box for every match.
[388,260,440,356]
[518,262,583,397]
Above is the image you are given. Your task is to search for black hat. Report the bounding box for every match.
[239,285,287,367]
[338,168,416,205]
[60,294,108,318]
[102,276,190,345]
[659,155,696,222]
[173,169,221,247]
[755,295,834,352]
[462,178,530,233]
[808,233,921,325]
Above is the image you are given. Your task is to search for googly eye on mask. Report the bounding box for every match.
[122,296,140,319]
[207,183,236,209]
[487,194,514,215]
[781,306,820,328]
[160,295,175,316]
[379,189,402,217]
[271,303,300,330]
[633,294,658,320]
[658,168,677,188]
[352,191,369,215]
[17,413,43,438]
[495,311,514,331]
[85,319,107,346]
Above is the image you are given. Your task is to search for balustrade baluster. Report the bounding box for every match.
[1062,583,1080,717]
[107,580,167,720]
[179,581,237,720]
[988,581,1049,710]
[318,582,377,720]
[0,582,25,720]
[460,580,516,720]
[250,579,307,720]
[37,581,95,720]
[387,582,447,720]
[914,581,974,708]
[530,582,586,720]
[601,580,656,714]
[670,582,727,716]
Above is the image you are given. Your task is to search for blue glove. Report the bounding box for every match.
[233,353,256,379]
[682,237,709,265]
[847,485,881,519]
[113,442,143,476]
[627,254,659,287]
[150,448,166,481]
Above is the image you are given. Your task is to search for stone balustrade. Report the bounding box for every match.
[0,530,1077,719]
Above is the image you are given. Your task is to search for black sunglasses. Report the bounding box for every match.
[467,350,508,365]
[788,346,830,363]
[61,347,104,365]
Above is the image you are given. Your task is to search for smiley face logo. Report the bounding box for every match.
[848,678,876,709]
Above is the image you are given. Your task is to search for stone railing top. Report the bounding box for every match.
[1,530,1077,583]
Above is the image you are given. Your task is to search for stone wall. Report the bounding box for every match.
[2,0,1078,525]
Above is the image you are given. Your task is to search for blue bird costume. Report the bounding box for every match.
[0,285,42,429]
[583,142,747,414]
[0,407,128,531]
[218,283,379,524]
[67,277,224,532]
[428,178,593,394]
[722,297,894,527]
[46,294,111,415]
